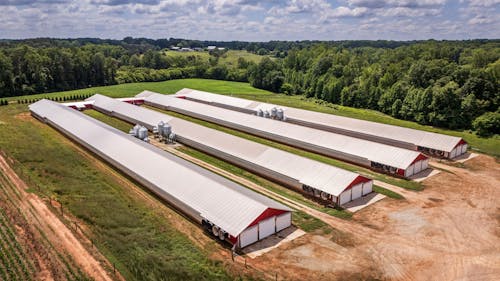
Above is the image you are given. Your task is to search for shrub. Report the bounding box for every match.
[473,112,500,137]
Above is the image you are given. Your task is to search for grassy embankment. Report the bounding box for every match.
[0,104,236,281]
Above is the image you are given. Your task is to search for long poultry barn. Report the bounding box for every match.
[29,99,292,249]
[174,89,468,159]
[87,94,373,206]
[138,91,429,178]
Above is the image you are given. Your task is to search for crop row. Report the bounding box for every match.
[0,211,33,281]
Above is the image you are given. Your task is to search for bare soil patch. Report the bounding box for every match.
[248,154,500,280]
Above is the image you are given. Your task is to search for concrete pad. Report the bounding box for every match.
[454,152,478,163]
[342,192,386,212]
[410,168,440,182]
[242,227,305,259]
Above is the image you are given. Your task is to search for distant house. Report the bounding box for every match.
[194,47,203,52]
[207,46,216,50]
[180,47,193,52]
[170,46,180,51]
[217,47,225,50]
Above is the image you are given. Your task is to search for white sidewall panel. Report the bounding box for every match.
[351,184,362,201]
[362,181,373,195]
[259,217,276,240]
[461,144,467,154]
[414,161,422,174]
[276,212,292,232]
[422,159,429,170]
[339,189,352,205]
[240,225,258,248]
[405,164,415,177]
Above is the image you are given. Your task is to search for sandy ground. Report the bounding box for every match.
[0,152,119,281]
[343,192,386,212]
[249,155,500,281]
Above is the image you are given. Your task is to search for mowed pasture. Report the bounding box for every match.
[7,78,499,157]
[165,50,267,67]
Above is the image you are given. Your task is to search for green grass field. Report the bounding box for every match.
[7,78,498,156]
[219,50,267,66]
[165,50,266,68]
[165,50,211,60]
[0,104,234,281]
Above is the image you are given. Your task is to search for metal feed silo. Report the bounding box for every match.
[276,108,284,120]
[271,107,277,118]
[138,126,148,140]
[257,109,264,117]
[158,121,165,136]
[163,123,172,137]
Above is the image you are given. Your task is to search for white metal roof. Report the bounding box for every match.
[175,89,464,153]
[29,99,290,237]
[142,93,425,170]
[89,94,369,197]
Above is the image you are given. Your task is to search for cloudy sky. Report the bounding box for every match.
[1,0,499,41]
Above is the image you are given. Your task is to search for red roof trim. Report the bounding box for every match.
[246,208,289,228]
[410,153,428,165]
[345,175,371,190]
[453,139,467,149]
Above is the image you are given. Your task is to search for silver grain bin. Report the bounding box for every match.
[163,123,172,137]
[276,108,284,120]
[158,121,165,136]
[138,126,148,140]
[271,107,277,118]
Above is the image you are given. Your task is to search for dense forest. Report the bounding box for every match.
[0,38,498,135]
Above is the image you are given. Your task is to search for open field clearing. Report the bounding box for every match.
[165,50,267,67]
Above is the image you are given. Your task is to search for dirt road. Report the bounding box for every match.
[0,152,118,281]
[268,155,500,280]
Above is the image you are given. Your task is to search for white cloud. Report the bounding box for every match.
[467,0,500,6]
[330,6,370,17]
[468,15,495,24]
[0,0,497,40]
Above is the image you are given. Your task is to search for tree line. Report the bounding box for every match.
[247,41,499,136]
[0,38,498,136]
